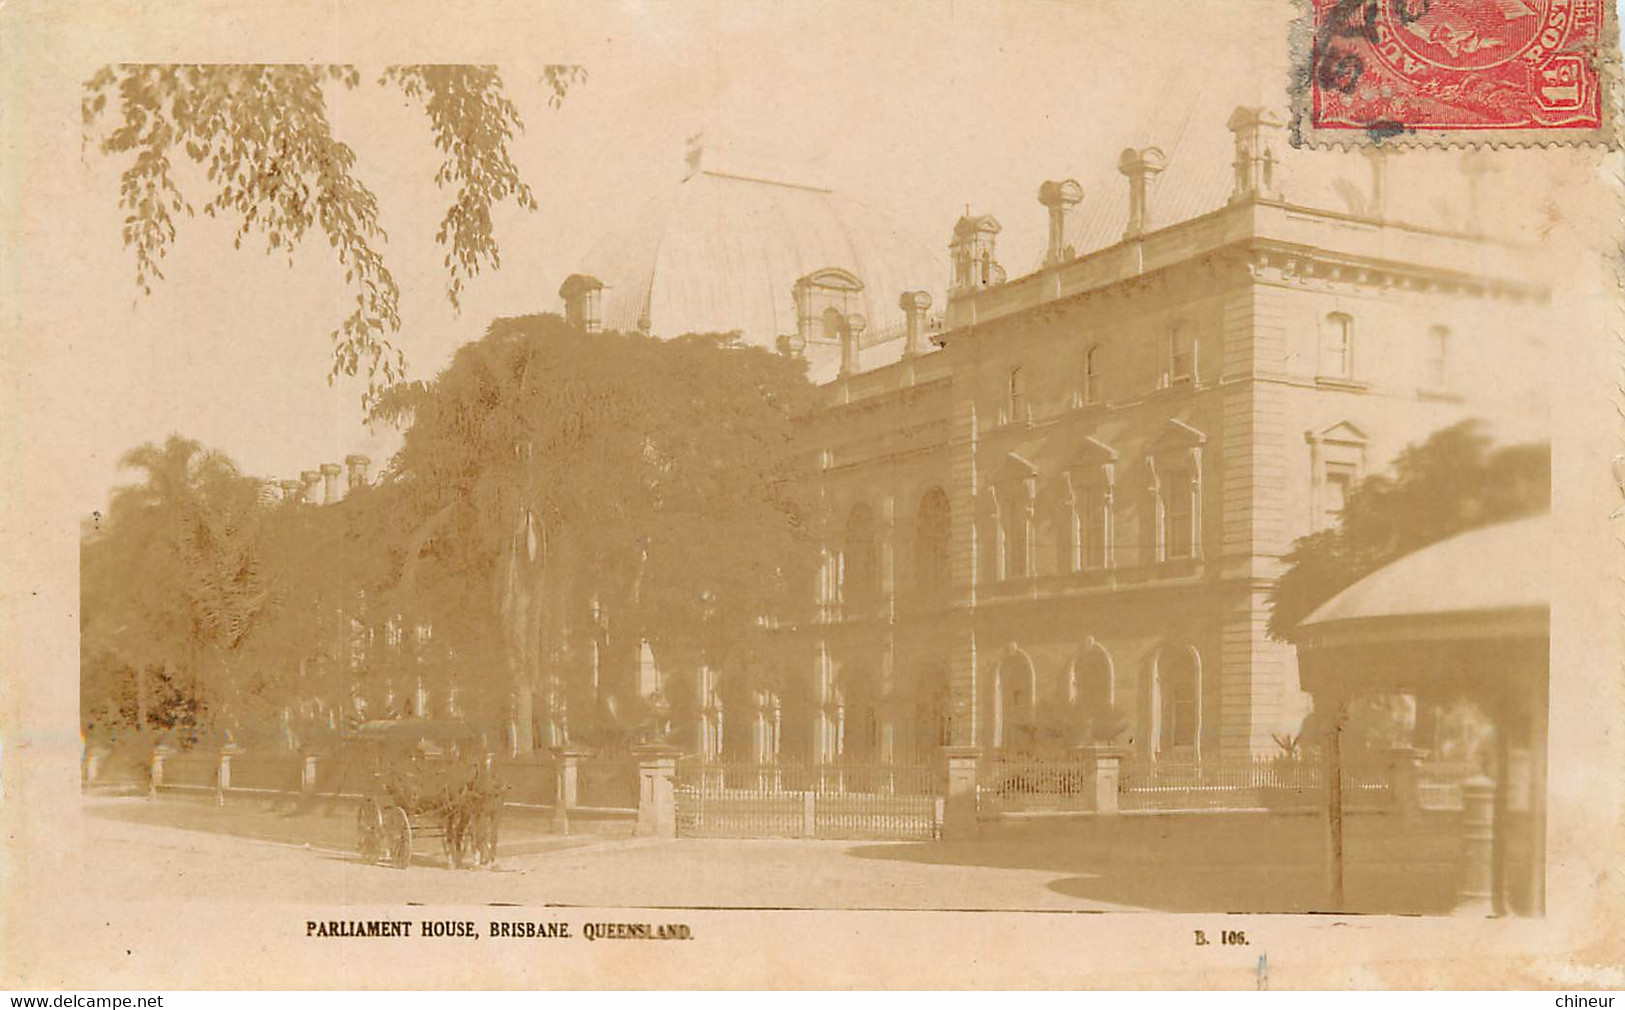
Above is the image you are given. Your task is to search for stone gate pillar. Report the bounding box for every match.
[633,743,683,839]
[941,745,982,840]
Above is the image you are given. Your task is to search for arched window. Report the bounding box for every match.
[913,487,951,607]
[1069,644,1115,744]
[1426,325,1450,388]
[992,648,1038,752]
[1084,345,1103,405]
[1007,365,1025,423]
[1159,647,1200,752]
[1321,312,1354,379]
[842,504,878,617]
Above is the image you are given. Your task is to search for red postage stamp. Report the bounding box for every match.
[1299,0,1615,143]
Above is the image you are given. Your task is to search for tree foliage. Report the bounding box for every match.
[82,63,584,401]
[1267,420,1550,642]
[368,314,820,749]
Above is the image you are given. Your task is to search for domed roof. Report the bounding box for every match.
[573,166,944,368]
[1298,512,1549,643]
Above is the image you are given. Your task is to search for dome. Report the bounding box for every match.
[571,165,944,379]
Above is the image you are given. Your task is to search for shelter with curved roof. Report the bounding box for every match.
[1295,512,1550,917]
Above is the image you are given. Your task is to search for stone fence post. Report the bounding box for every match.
[632,743,683,839]
[1455,774,1497,916]
[1078,744,1130,815]
[84,745,111,786]
[149,744,174,797]
[1385,746,1426,820]
[301,749,323,793]
[217,744,243,805]
[550,744,591,833]
[940,746,982,840]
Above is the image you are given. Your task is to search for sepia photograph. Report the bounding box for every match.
[3,0,1623,992]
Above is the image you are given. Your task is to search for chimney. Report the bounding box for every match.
[559,273,605,332]
[948,214,1004,293]
[1226,106,1284,204]
[345,454,371,495]
[1037,179,1083,266]
[279,479,304,505]
[320,463,342,504]
[299,470,322,505]
[899,291,933,358]
[1117,147,1167,239]
[839,313,867,377]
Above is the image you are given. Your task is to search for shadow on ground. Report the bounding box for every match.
[844,810,1462,914]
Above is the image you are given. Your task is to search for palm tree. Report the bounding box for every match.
[85,436,267,740]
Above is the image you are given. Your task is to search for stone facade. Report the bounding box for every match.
[766,117,1549,765]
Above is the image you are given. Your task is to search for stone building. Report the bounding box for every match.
[562,108,1549,765]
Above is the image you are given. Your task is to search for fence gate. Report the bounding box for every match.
[674,760,940,841]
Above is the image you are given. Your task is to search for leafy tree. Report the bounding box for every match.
[81,436,268,744]
[1268,419,1549,643]
[367,314,819,752]
[81,63,585,401]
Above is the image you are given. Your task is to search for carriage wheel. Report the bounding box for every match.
[475,810,499,868]
[356,799,384,864]
[384,806,412,870]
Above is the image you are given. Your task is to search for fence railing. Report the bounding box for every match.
[674,759,940,840]
[1117,756,1411,813]
[978,754,1092,812]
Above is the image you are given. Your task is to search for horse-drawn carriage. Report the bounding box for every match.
[353,719,505,870]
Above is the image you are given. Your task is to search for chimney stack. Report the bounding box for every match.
[1037,179,1083,266]
[1117,147,1167,239]
[899,291,933,358]
[279,479,304,505]
[345,454,371,495]
[948,214,1004,293]
[1226,106,1284,204]
[839,313,867,377]
[299,470,322,505]
[320,463,342,505]
[559,273,605,332]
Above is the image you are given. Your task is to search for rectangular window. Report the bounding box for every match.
[1323,463,1356,528]
[1169,325,1194,383]
[1426,325,1449,388]
[1083,486,1108,570]
[1322,313,1353,379]
[1163,469,1194,560]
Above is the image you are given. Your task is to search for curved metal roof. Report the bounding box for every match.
[575,170,944,360]
[1298,512,1549,638]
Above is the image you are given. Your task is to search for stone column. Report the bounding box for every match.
[1455,775,1497,916]
[632,743,683,839]
[941,745,982,840]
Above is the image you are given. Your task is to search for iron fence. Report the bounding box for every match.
[674,759,939,840]
[978,753,1092,812]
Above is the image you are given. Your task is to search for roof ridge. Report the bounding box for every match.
[700,169,833,195]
